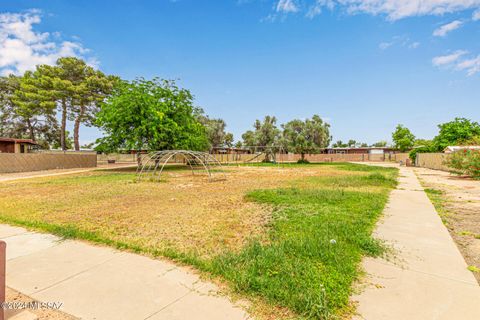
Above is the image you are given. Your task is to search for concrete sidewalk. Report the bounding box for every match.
[1,225,249,320]
[353,166,480,319]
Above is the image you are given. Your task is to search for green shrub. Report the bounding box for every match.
[409,146,433,162]
[297,159,310,164]
[446,149,480,178]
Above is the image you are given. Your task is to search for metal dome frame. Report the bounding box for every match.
[136,150,226,182]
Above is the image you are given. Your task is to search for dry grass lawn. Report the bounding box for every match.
[0,163,399,319]
[0,164,353,258]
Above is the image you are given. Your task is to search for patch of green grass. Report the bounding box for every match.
[303,172,397,189]
[468,265,480,273]
[424,188,449,225]
[234,161,398,172]
[207,170,397,319]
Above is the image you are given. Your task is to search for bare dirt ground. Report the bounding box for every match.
[5,287,77,320]
[414,167,480,282]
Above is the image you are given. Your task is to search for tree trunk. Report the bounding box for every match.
[73,105,85,151]
[60,99,67,151]
[301,153,305,162]
[26,119,35,141]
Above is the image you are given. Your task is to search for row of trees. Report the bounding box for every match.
[95,78,332,159]
[0,57,117,150]
[6,57,475,157]
[238,115,331,162]
[0,57,236,152]
[330,140,387,148]
[391,118,480,159]
[0,58,331,156]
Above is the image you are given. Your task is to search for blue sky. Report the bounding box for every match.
[1,0,480,146]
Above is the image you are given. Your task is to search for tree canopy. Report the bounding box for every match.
[196,112,234,149]
[392,124,415,152]
[241,115,281,147]
[433,117,480,151]
[282,115,331,161]
[0,57,115,150]
[372,141,387,147]
[95,78,209,152]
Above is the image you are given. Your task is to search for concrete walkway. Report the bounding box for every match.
[353,166,480,319]
[1,225,249,320]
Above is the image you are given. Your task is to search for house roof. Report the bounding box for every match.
[0,137,38,145]
[326,147,393,150]
[444,146,480,153]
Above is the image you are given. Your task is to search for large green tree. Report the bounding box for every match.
[0,75,21,137]
[0,57,116,150]
[51,57,116,151]
[282,115,331,161]
[242,115,280,147]
[241,116,281,161]
[433,118,480,151]
[96,78,209,152]
[392,124,415,152]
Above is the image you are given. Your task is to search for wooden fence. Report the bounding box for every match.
[0,153,97,173]
[415,153,450,171]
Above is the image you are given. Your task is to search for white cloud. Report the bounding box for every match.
[432,50,467,66]
[277,1,480,20]
[431,50,480,75]
[276,0,299,13]
[379,41,393,50]
[456,55,480,75]
[409,41,420,49]
[0,10,97,76]
[473,9,480,20]
[433,20,463,37]
[306,0,335,18]
[378,35,420,50]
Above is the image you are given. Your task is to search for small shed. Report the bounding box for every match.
[0,138,38,153]
[444,146,480,154]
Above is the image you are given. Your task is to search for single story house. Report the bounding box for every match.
[322,147,396,155]
[211,147,252,154]
[0,138,38,153]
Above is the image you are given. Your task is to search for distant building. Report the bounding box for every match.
[0,138,38,153]
[211,147,252,154]
[321,147,397,155]
[444,146,480,153]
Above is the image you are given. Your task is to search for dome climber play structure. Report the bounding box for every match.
[136,150,226,182]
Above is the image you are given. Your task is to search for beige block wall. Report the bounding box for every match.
[97,153,137,163]
[212,153,367,163]
[0,153,97,173]
[416,153,450,171]
[390,153,410,163]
